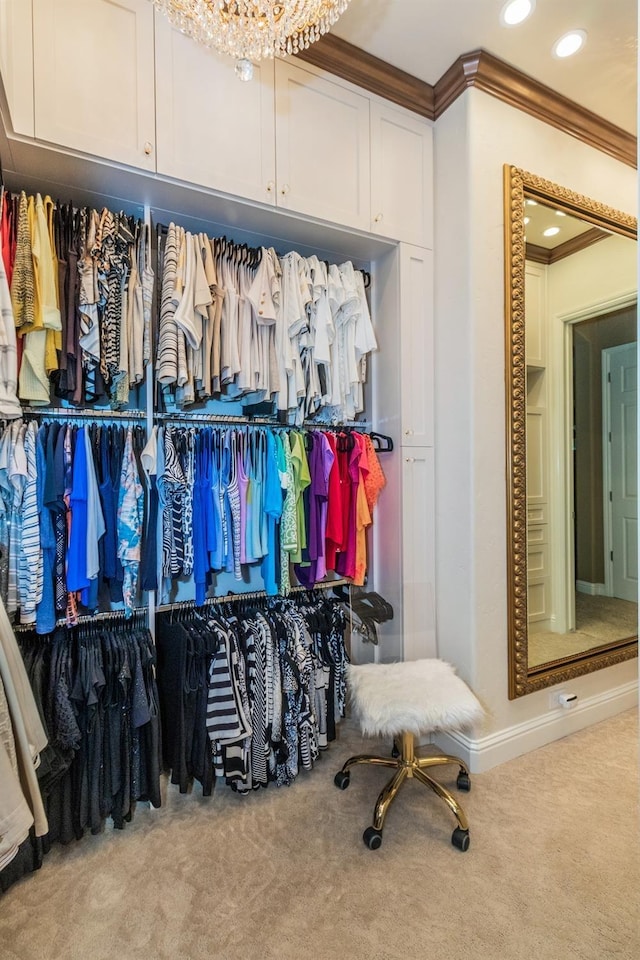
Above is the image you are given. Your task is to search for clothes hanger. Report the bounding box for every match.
[352,591,394,622]
[368,431,394,452]
[344,427,355,451]
[331,584,351,602]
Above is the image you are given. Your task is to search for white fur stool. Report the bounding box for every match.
[334,659,484,851]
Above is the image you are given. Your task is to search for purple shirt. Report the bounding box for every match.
[294,431,334,587]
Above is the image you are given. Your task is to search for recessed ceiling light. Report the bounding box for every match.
[500,0,535,27]
[543,227,560,237]
[553,30,587,58]
[524,217,530,225]
[555,210,566,217]
[525,199,538,206]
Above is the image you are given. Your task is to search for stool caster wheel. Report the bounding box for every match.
[334,771,350,790]
[451,827,470,852]
[363,826,383,850]
[456,771,471,792]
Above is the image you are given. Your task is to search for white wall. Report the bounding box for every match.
[432,94,477,681]
[548,235,637,318]
[434,89,638,770]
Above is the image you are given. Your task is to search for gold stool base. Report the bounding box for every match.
[335,732,472,851]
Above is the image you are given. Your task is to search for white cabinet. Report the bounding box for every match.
[399,244,434,446]
[154,15,276,204]
[0,0,34,136]
[398,247,435,657]
[32,0,155,170]
[370,101,433,248]
[370,241,435,663]
[401,449,436,660]
[274,59,370,231]
[366,444,436,664]
[154,35,371,228]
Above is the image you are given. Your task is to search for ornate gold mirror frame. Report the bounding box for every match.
[504,164,638,698]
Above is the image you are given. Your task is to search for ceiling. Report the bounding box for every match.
[331,0,638,134]
[524,199,593,249]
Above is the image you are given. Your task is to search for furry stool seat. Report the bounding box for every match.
[334,659,483,852]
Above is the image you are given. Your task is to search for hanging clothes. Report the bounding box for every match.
[117,426,144,616]
[0,220,21,418]
[155,591,347,796]
[155,225,375,424]
[10,614,161,854]
[0,190,151,409]
[0,418,146,626]
[0,598,49,879]
[155,422,386,603]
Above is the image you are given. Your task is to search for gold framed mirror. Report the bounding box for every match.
[504,165,638,698]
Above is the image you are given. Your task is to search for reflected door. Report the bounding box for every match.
[606,343,638,601]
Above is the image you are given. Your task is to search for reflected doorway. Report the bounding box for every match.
[528,304,638,669]
[572,308,637,640]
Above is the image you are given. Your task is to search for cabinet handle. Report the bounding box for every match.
[373,212,383,223]
[280,184,290,196]
[266,181,275,194]
[143,141,154,156]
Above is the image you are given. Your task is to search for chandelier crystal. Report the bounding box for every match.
[151,2,351,68]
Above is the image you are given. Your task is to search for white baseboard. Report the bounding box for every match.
[430,680,638,774]
[576,580,608,596]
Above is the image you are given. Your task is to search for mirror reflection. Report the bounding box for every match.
[524,201,637,669]
[505,166,638,698]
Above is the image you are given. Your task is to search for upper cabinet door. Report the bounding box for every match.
[275,60,370,231]
[370,102,433,248]
[0,0,34,137]
[32,0,155,170]
[154,14,276,204]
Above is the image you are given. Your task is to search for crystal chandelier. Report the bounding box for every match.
[151,1,351,80]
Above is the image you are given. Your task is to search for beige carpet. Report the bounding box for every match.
[0,710,638,960]
[529,593,638,667]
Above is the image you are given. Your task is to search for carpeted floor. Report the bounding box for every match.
[529,593,637,667]
[0,709,637,960]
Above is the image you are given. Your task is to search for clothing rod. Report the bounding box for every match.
[12,607,149,633]
[156,221,261,247]
[302,420,371,429]
[155,221,371,282]
[155,579,352,614]
[21,407,147,420]
[155,411,278,425]
[155,412,371,429]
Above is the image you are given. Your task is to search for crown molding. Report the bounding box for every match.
[551,227,609,261]
[437,50,636,168]
[296,34,434,118]
[298,37,636,168]
[526,227,609,265]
